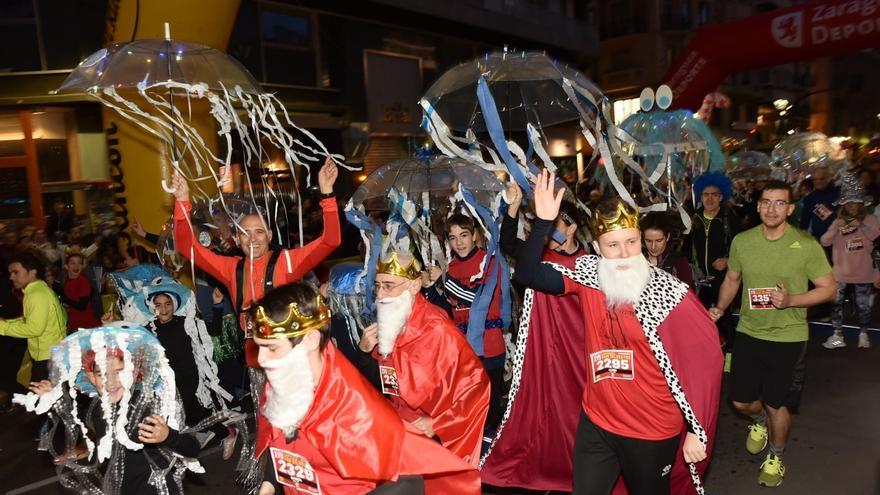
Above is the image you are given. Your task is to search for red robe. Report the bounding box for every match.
[373,294,490,466]
[481,247,586,491]
[255,343,481,494]
[174,198,340,366]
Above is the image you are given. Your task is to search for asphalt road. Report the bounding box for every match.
[2,324,878,495]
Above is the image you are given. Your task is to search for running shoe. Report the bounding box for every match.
[746,423,768,455]
[822,333,845,349]
[757,453,785,487]
[858,332,871,349]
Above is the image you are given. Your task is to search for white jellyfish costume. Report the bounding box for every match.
[12,325,199,495]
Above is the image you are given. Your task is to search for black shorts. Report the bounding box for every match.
[730,332,807,409]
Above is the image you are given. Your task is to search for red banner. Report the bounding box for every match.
[664,0,880,110]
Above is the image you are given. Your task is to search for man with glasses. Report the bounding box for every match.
[357,250,490,466]
[710,180,835,488]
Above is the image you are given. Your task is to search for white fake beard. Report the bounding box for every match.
[261,343,315,439]
[597,254,651,308]
[376,288,414,357]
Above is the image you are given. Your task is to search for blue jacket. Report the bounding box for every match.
[800,186,840,239]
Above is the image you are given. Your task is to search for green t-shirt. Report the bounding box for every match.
[728,224,831,342]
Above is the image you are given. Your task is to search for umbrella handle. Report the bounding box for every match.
[161,179,176,194]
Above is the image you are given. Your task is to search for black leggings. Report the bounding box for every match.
[572,412,679,495]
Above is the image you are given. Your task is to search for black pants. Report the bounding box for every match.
[485,365,504,430]
[31,359,50,382]
[572,412,679,495]
[0,336,26,394]
[368,476,424,494]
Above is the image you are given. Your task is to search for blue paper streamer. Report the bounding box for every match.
[459,186,511,357]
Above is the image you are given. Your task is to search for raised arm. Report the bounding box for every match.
[170,173,237,288]
[513,170,564,294]
[279,158,342,283]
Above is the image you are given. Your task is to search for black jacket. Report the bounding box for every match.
[684,206,740,280]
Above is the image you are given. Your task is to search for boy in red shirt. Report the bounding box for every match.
[62,252,99,331]
[428,213,505,430]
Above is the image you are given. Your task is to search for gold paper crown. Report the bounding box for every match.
[591,201,639,238]
[377,251,422,280]
[251,296,331,340]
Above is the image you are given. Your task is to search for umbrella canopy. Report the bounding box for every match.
[772,131,844,179]
[727,150,772,180]
[351,156,505,211]
[56,39,261,95]
[618,109,725,183]
[422,51,603,133]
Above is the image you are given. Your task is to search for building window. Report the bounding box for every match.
[228,1,319,87]
[613,97,640,125]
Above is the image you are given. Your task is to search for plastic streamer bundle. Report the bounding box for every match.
[55,37,357,283]
[420,50,661,214]
[12,326,196,495]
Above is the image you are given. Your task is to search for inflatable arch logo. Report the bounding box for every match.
[772,12,804,48]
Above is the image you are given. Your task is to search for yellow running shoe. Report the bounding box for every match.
[746,423,768,454]
[757,453,785,487]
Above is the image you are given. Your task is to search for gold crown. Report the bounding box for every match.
[377,251,421,280]
[251,296,331,339]
[591,201,639,238]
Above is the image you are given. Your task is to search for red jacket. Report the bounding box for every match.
[255,344,481,494]
[373,294,490,466]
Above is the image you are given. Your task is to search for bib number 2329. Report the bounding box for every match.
[270,447,321,495]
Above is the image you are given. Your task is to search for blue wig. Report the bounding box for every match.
[693,171,733,206]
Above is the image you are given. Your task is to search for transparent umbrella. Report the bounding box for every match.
[56,30,348,252]
[772,131,844,180]
[56,38,261,95]
[422,50,604,133]
[350,156,505,211]
[727,150,772,180]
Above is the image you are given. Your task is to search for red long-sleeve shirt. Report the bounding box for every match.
[173,198,341,310]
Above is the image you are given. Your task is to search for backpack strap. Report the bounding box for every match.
[264,249,282,292]
[234,249,282,311]
[235,257,245,310]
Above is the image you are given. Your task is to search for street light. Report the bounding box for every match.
[773,99,790,110]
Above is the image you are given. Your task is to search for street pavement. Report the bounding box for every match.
[2,324,878,494]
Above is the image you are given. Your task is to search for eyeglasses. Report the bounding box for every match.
[758,199,790,209]
[374,280,409,293]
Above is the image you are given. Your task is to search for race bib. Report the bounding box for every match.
[814,203,833,221]
[589,350,634,383]
[379,365,400,396]
[839,224,858,236]
[748,288,776,310]
[270,447,321,495]
[846,237,865,252]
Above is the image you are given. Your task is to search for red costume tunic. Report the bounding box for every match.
[255,344,480,495]
[372,294,490,466]
[562,281,721,495]
[481,247,587,491]
[174,198,340,365]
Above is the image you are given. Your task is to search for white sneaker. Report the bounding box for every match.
[822,334,846,349]
[858,332,871,349]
